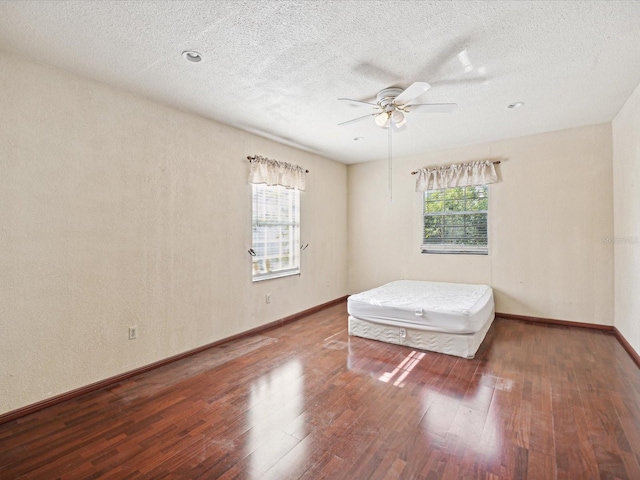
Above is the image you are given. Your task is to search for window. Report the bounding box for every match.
[251,183,300,281]
[422,185,488,254]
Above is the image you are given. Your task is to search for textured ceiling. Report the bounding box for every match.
[1,0,639,164]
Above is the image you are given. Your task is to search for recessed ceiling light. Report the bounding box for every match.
[507,102,524,109]
[182,50,202,63]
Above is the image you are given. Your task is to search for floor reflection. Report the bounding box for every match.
[347,337,411,381]
[247,360,307,478]
[347,337,502,462]
[378,350,426,387]
[419,388,500,460]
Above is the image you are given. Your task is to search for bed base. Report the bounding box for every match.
[348,313,494,359]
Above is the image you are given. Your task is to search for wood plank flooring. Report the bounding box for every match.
[1,302,640,479]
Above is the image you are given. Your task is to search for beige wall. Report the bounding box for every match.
[613,81,640,355]
[0,51,348,415]
[348,124,614,325]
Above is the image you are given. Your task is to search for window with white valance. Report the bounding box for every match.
[248,156,306,281]
[414,160,499,255]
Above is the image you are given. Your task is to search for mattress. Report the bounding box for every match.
[347,280,494,334]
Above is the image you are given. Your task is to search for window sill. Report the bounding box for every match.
[252,270,300,282]
[421,246,488,255]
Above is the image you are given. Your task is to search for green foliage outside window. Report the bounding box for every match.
[423,185,488,252]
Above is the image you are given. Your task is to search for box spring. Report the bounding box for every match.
[348,313,494,359]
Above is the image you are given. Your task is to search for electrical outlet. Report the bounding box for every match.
[265,294,271,304]
[399,328,407,338]
[129,326,138,340]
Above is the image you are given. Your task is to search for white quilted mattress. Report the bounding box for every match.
[347,280,494,334]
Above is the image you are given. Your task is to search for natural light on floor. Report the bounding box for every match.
[378,350,426,387]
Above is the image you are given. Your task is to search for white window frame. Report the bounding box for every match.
[251,184,300,281]
[422,185,489,255]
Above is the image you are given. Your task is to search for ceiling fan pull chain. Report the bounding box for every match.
[388,121,393,201]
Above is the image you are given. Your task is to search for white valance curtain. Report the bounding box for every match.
[415,160,498,191]
[248,155,306,191]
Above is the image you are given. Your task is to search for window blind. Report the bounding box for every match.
[251,184,300,281]
[422,185,488,255]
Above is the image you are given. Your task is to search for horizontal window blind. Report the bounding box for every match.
[422,185,488,255]
[252,184,300,281]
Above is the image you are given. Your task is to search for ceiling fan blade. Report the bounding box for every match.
[338,113,378,126]
[394,82,431,105]
[404,103,458,113]
[338,98,378,107]
[431,76,488,87]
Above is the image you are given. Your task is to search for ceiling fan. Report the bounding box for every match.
[338,82,457,199]
[338,82,457,129]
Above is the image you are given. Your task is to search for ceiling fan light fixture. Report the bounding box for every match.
[390,110,406,127]
[375,112,389,127]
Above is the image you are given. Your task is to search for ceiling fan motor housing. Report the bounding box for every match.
[376,87,404,110]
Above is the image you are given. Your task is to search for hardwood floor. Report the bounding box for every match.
[1,302,640,479]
